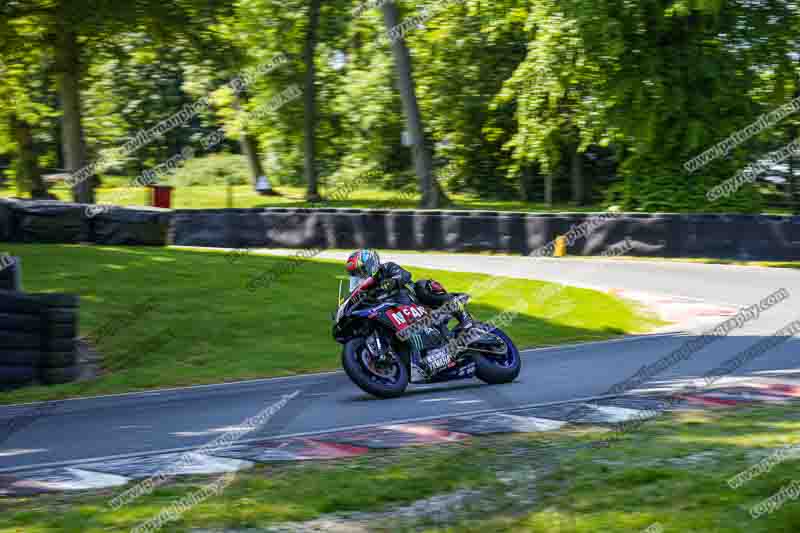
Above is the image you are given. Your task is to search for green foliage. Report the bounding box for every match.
[169,153,253,186]
[1,0,798,211]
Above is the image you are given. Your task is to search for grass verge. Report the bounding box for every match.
[429,404,800,533]
[2,180,608,212]
[3,404,799,532]
[0,244,662,404]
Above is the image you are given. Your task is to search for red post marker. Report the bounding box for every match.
[149,185,174,208]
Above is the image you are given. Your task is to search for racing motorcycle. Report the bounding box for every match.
[332,275,521,398]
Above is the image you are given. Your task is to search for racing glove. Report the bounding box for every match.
[380,278,399,293]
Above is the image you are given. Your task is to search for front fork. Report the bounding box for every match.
[365,331,389,361]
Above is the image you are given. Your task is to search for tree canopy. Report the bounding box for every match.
[1,0,798,212]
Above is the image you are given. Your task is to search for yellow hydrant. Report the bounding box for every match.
[554,235,567,257]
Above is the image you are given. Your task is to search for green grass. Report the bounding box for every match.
[0,177,615,213]
[0,437,502,533]
[430,404,800,533]
[4,178,797,214]
[3,180,797,215]
[4,403,799,532]
[34,182,609,212]
[0,244,661,404]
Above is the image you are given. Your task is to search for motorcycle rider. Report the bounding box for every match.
[345,249,472,381]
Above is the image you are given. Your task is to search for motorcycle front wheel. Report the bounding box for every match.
[470,327,522,385]
[342,337,409,398]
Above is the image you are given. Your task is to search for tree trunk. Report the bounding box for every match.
[520,166,530,202]
[791,125,798,215]
[570,143,585,205]
[544,173,553,207]
[55,18,93,204]
[303,0,322,202]
[791,79,799,215]
[10,114,48,198]
[232,95,271,193]
[381,1,447,209]
[241,134,266,184]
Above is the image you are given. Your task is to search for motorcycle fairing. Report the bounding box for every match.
[384,304,428,332]
[429,360,476,382]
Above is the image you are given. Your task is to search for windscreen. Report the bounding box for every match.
[349,275,365,293]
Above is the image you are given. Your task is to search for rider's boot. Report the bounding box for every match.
[454,309,473,331]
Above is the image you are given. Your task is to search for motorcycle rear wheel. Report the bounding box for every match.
[342,337,409,398]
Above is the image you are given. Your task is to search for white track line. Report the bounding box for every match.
[0,392,628,475]
[0,336,679,411]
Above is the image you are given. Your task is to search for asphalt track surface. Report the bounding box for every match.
[1,255,798,474]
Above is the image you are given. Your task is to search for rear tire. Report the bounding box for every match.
[342,338,408,399]
[472,328,522,385]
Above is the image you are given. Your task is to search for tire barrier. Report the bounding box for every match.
[3,199,89,243]
[263,210,327,249]
[0,200,12,241]
[169,209,267,248]
[414,211,446,251]
[0,290,43,390]
[386,211,418,250]
[0,256,21,291]
[526,214,578,255]
[91,206,170,246]
[40,365,80,385]
[320,212,362,249]
[579,214,673,257]
[2,199,800,260]
[361,210,390,249]
[0,289,79,389]
[443,212,501,252]
[677,214,742,260]
[33,294,79,374]
[499,213,527,255]
[740,215,800,261]
[0,366,37,386]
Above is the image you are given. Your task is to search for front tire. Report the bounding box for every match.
[342,337,409,398]
[472,328,521,385]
